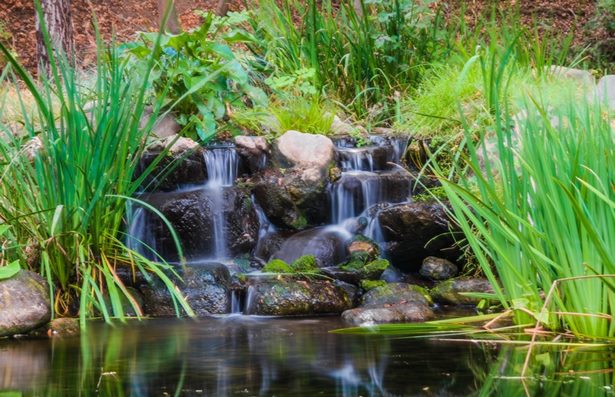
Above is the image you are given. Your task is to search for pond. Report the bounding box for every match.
[1,316,612,396]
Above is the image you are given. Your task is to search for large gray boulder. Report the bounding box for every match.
[244,276,357,316]
[377,200,460,272]
[342,283,434,325]
[139,262,232,316]
[234,135,269,174]
[0,270,51,337]
[274,130,335,172]
[143,186,259,260]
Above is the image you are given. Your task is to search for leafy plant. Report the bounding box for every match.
[249,0,452,121]
[123,12,267,142]
[0,224,20,280]
[0,4,193,325]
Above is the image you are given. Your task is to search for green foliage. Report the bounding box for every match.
[291,255,318,272]
[432,51,615,337]
[250,0,452,120]
[0,20,10,67]
[262,259,293,273]
[0,225,20,280]
[123,12,267,142]
[360,280,387,291]
[364,259,390,274]
[0,6,192,324]
[270,97,334,135]
[263,255,320,274]
[340,252,370,271]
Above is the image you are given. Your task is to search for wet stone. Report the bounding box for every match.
[419,256,459,281]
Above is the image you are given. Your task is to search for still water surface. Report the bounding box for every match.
[0,316,612,396]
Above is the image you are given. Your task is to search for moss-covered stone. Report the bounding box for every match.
[262,259,293,273]
[430,278,494,306]
[291,255,318,273]
[360,280,387,291]
[0,270,51,337]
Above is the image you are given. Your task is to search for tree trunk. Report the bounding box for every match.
[35,0,75,76]
[158,0,181,34]
[216,0,230,16]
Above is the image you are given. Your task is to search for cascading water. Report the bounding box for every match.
[203,144,239,260]
[125,204,156,260]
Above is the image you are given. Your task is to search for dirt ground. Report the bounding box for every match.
[0,0,604,73]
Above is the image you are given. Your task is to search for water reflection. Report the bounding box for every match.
[0,317,489,396]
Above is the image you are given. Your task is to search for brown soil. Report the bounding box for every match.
[0,0,245,72]
[0,0,607,74]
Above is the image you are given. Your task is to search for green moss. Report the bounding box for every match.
[291,255,318,272]
[360,280,387,291]
[263,259,292,273]
[291,214,308,230]
[363,259,390,274]
[413,186,448,202]
[340,252,370,271]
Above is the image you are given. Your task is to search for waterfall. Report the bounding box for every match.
[125,204,156,260]
[203,145,239,260]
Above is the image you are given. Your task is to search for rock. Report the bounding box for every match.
[244,276,357,316]
[596,75,615,110]
[140,107,182,139]
[47,318,80,337]
[0,270,51,337]
[274,130,335,172]
[321,258,388,285]
[347,237,380,260]
[430,278,494,306]
[419,256,458,281]
[253,168,330,229]
[330,115,364,136]
[143,187,259,260]
[271,226,350,267]
[235,135,269,174]
[138,136,206,191]
[549,66,594,86]
[377,200,460,272]
[341,283,434,325]
[139,262,232,316]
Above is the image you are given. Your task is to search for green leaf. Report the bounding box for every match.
[0,260,21,280]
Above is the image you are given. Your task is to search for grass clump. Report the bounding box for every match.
[0,6,192,325]
[433,55,615,337]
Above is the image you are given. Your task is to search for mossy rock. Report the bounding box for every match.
[430,278,494,306]
[263,259,293,273]
[0,270,51,337]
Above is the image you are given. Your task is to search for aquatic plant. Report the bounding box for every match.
[0,4,193,324]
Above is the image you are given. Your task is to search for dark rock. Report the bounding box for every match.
[253,168,331,229]
[430,278,494,306]
[377,200,461,272]
[234,135,269,175]
[254,230,294,262]
[333,169,413,212]
[143,186,259,260]
[271,226,349,267]
[244,276,357,316]
[347,237,379,261]
[139,262,232,317]
[0,270,51,337]
[341,283,434,325]
[138,137,206,192]
[419,256,459,281]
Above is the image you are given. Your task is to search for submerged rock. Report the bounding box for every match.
[377,200,460,272]
[139,262,232,317]
[0,270,51,337]
[341,283,434,325]
[419,256,458,281]
[253,168,331,230]
[430,278,494,306]
[138,136,206,191]
[245,276,357,316]
[144,186,259,260]
[271,226,349,267]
